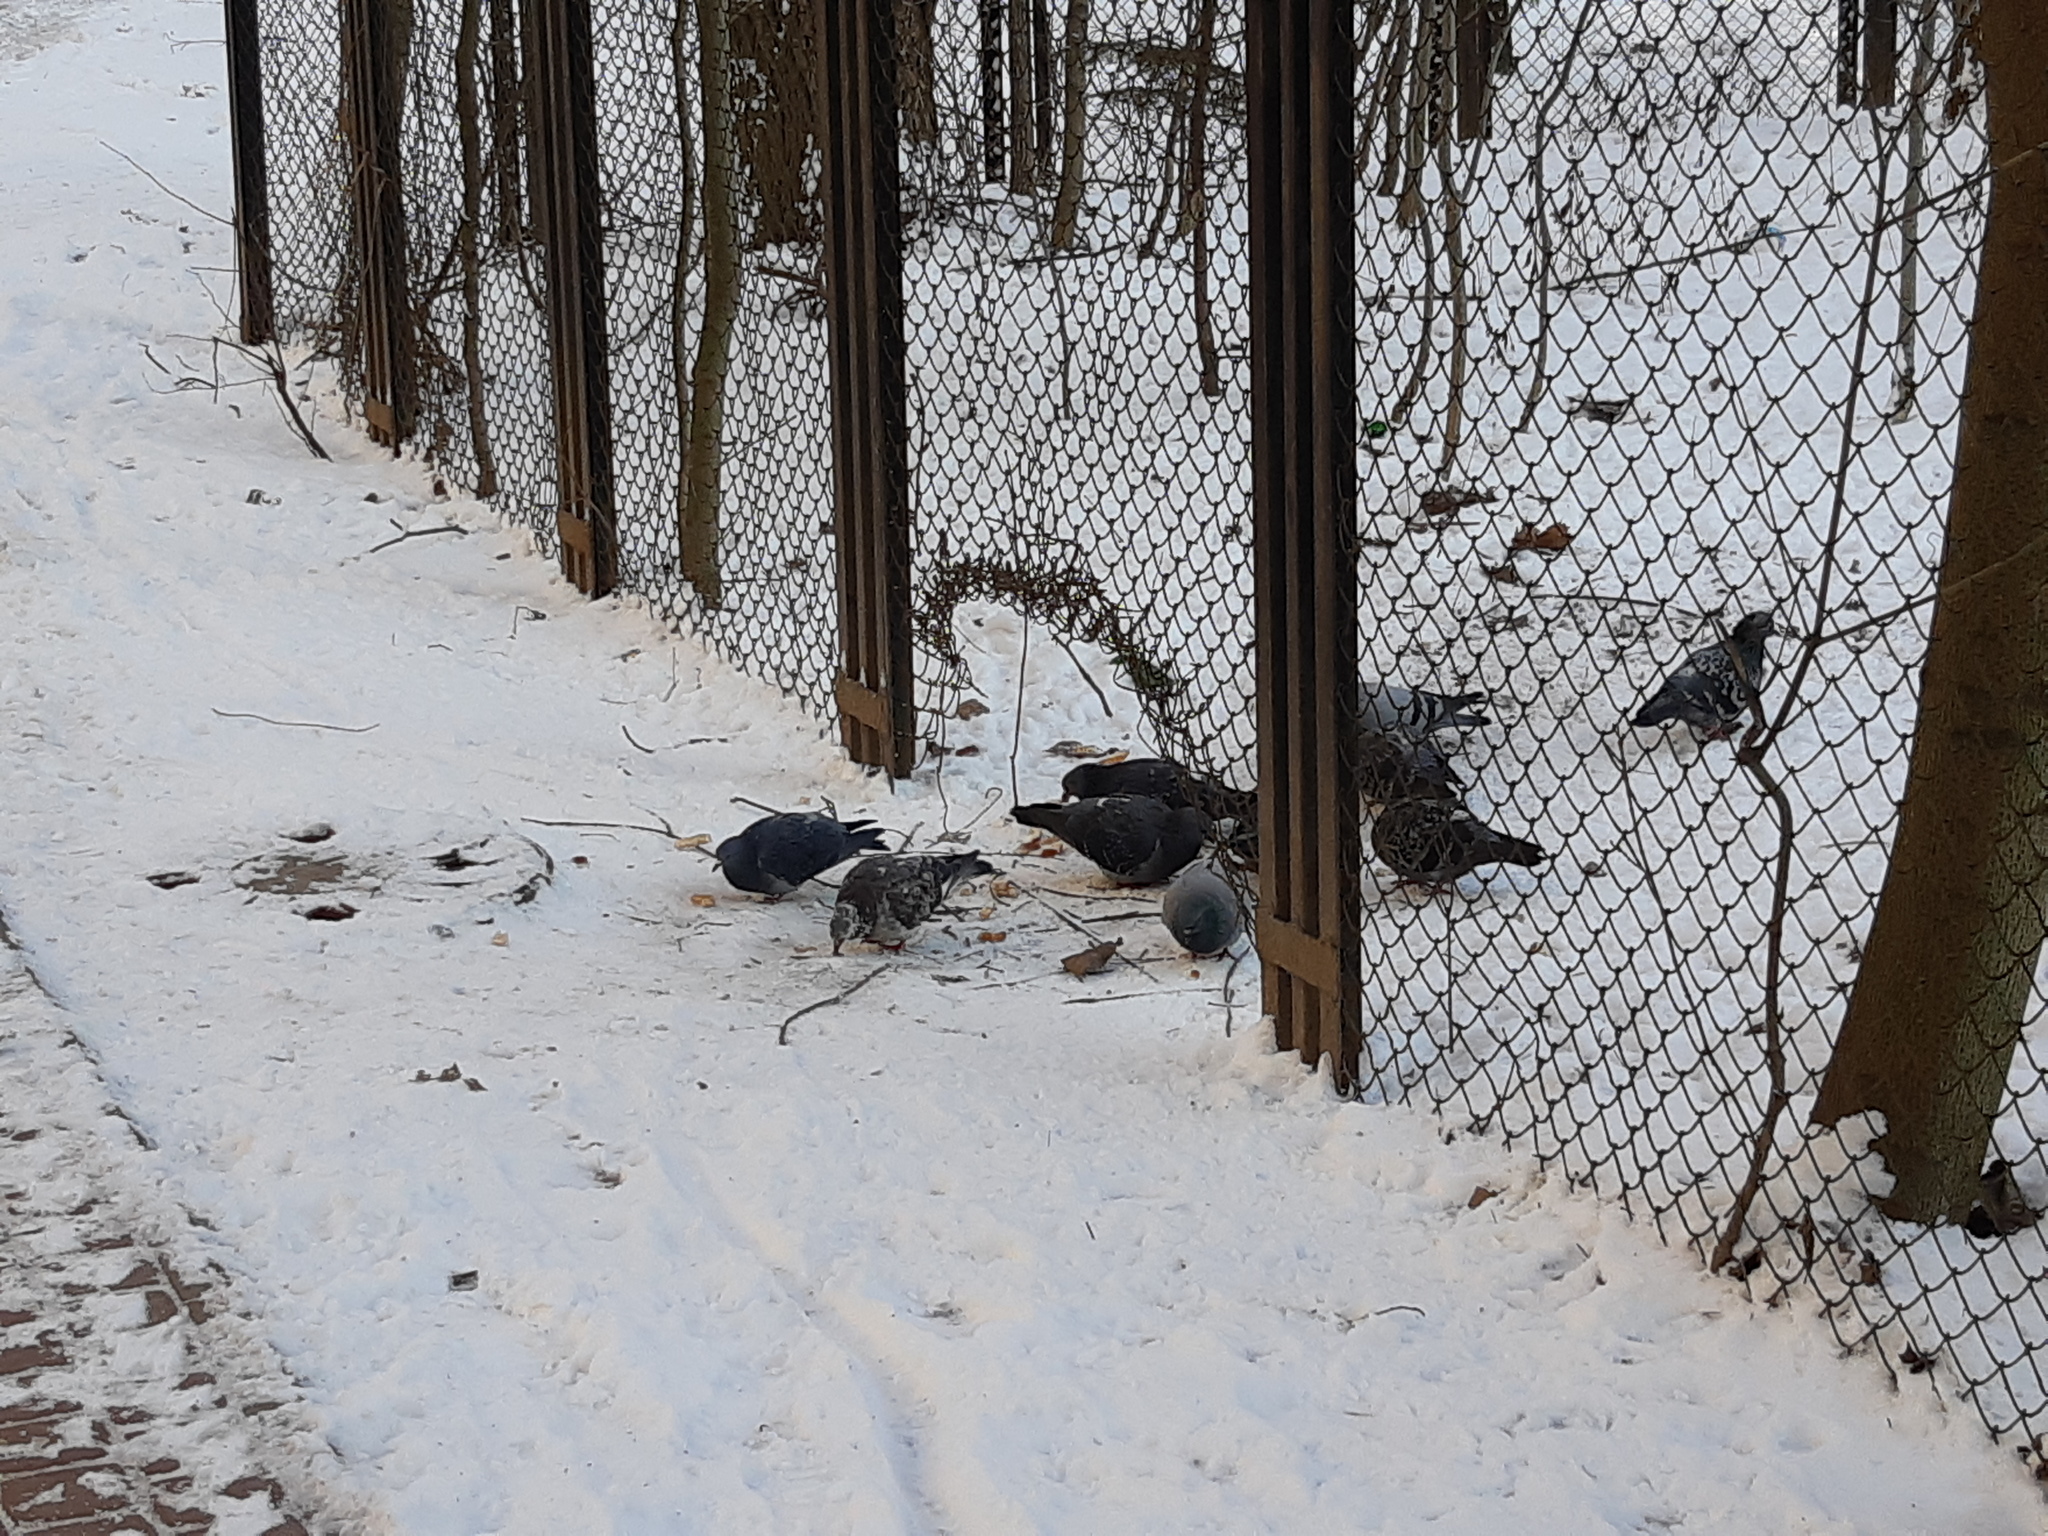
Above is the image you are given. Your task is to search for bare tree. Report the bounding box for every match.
[732,0,818,248]
[1049,0,1089,250]
[1812,0,2048,1225]
[683,0,739,606]
[1007,0,1038,191]
[454,0,498,495]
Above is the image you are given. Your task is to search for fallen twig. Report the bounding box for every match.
[1222,947,1247,1037]
[622,725,656,754]
[100,141,230,225]
[1055,635,1115,719]
[367,523,467,554]
[211,708,377,733]
[779,965,888,1045]
[522,814,680,840]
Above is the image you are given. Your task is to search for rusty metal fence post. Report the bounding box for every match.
[1248,0,1362,1089]
[223,0,275,345]
[340,0,414,446]
[820,0,916,778]
[525,0,617,596]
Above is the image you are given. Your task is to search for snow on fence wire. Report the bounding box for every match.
[236,0,2048,1456]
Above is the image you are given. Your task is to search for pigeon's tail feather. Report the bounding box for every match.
[1011,802,1073,837]
[1631,690,1682,728]
[843,822,891,855]
[1487,831,1548,868]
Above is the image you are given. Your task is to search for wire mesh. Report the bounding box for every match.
[247,0,2048,1459]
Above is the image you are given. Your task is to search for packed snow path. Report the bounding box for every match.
[1,3,2043,1532]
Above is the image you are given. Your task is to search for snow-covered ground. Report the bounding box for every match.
[3,2,2046,1532]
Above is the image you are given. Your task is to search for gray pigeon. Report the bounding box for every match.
[1011,794,1208,885]
[830,851,997,953]
[1162,865,1243,957]
[1359,731,1463,804]
[1371,798,1547,888]
[1631,611,1775,740]
[1060,757,1257,825]
[716,812,888,898]
[1360,682,1490,740]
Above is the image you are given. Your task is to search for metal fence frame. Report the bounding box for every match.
[226,0,2048,1461]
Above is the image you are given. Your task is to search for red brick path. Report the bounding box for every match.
[2,951,337,1536]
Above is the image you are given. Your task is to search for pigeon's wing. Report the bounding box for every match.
[881,860,945,932]
[1066,799,1166,878]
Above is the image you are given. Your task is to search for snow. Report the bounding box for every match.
[2,1,2045,1532]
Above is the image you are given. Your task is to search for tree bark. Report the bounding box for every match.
[485,0,522,243]
[1812,0,2048,1225]
[1048,0,1088,250]
[455,0,499,496]
[684,0,738,606]
[896,0,937,146]
[1007,0,1036,192]
[732,0,817,248]
[1181,0,1218,398]
[979,0,1005,181]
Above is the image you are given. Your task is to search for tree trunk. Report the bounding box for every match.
[1048,0,1088,249]
[684,0,738,606]
[1812,0,2048,1225]
[669,0,696,545]
[979,0,1005,181]
[485,0,522,243]
[456,0,499,496]
[1181,0,1218,398]
[732,0,817,248]
[1007,0,1036,192]
[897,0,937,146]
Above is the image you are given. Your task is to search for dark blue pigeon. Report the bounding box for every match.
[1012,794,1208,885]
[1060,757,1257,827]
[716,812,889,898]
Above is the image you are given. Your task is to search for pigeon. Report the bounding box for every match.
[716,812,889,898]
[1162,865,1243,957]
[830,851,996,953]
[1358,731,1463,804]
[1631,611,1776,740]
[1011,794,1208,885]
[1359,682,1490,740]
[1370,798,1547,887]
[1061,757,1257,825]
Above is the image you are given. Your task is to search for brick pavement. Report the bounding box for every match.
[1,929,343,1536]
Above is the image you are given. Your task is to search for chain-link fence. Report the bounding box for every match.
[243,0,2048,1458]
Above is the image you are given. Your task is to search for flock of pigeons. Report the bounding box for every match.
[710,612,1777,958]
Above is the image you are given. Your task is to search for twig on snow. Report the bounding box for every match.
[523,814,680,840]
[366,523,467,554]
[211,708,377,733]
[622,725,657,754]
[779,965,888,1045]
[100,141,231,225]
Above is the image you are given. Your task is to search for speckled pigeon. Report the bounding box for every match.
[1011,794,1208,885]
[716,812,888,898]
[1358,731,1463,804]
[1371,798,1547,888]
[1631,612,1776,740]
[1162,865,1243,957]
[1360,682,1491,740]
[830,851,997,953]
